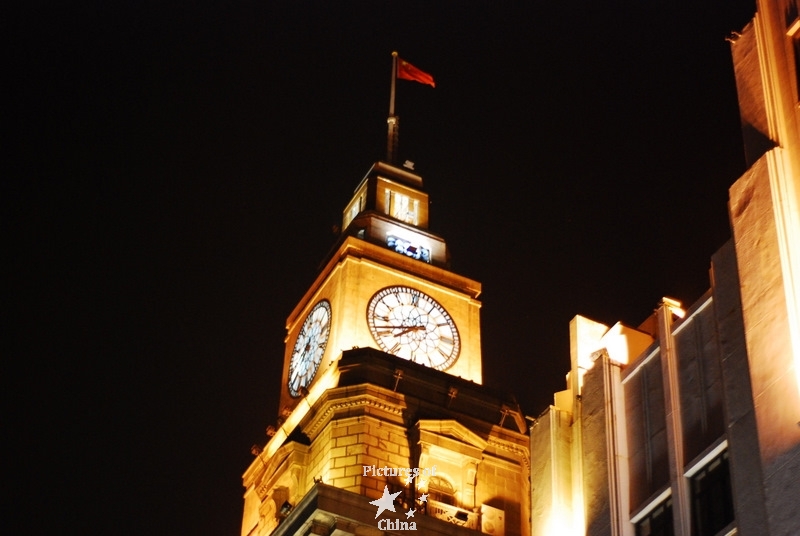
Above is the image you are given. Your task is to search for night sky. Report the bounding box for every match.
[9,1,757,533]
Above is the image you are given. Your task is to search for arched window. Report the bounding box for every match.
[428,476,456,506]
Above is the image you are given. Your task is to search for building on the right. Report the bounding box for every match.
[530,0,800,534]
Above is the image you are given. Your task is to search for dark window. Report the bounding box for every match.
[691,450,735,535]
[791,12,800,102]
[635,496,674,536]
[793,32,800,102]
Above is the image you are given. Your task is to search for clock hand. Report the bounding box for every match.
[376,324,424,337]
[394,325,426,337]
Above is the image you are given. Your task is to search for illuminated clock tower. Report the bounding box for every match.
[276,161,484,417]
[242,160,529,536]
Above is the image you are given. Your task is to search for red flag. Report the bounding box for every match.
[397,58,435,88]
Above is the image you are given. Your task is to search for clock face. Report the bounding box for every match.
[288,300,332,397]
[366,286,460,370]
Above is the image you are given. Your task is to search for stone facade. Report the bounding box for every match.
[243,349,530,536]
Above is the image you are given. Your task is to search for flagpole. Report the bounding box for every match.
[387,51,399,164]
[389,51,398,116]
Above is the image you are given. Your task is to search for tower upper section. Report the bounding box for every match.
[340,161,448,267]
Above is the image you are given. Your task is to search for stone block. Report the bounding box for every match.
[347,423,367,435]
[387,452,410,467]
[364,487,384,500]
[359,433,379,447]
[389,431,407,445]
[379,440,400,454]
[336,435,358,447]
[334,455,358,468]
[333,475,356,489]
[332,425,349,438]
[347,443,367,456]
[328,467,344,480]
[359,454,378,467]
[361,476,382,492]
[345,465,364,477]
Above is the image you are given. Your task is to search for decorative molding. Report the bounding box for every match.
[304,394,405,438]
[486,436,531,471]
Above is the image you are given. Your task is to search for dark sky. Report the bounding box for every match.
[9,1,756,534]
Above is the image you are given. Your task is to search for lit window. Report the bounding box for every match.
[344,194,364,229]
[690,450,734,536]
[350,199,360,222]
[386,191,418,225]
[391,193,409,220]
[635,496,673,536]
[428,476,456,506]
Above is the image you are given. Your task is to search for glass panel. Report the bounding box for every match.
[635,497,673,536]
[691,451,734,536]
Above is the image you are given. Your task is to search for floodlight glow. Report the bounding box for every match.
[662,297,686,318]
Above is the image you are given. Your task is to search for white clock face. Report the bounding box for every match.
[366,286,460,370]
[288,300,331,397]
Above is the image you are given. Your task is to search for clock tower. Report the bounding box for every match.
[242,160,529,536]
[276,161,484,418]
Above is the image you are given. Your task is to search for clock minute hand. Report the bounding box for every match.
[374,325,418,336]
[394,325,425,337]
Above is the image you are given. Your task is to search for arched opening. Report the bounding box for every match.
[428,475,456,506]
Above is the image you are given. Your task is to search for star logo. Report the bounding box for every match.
[406,508,416,518]
[369,485,402,519]
[418,493,428,503]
